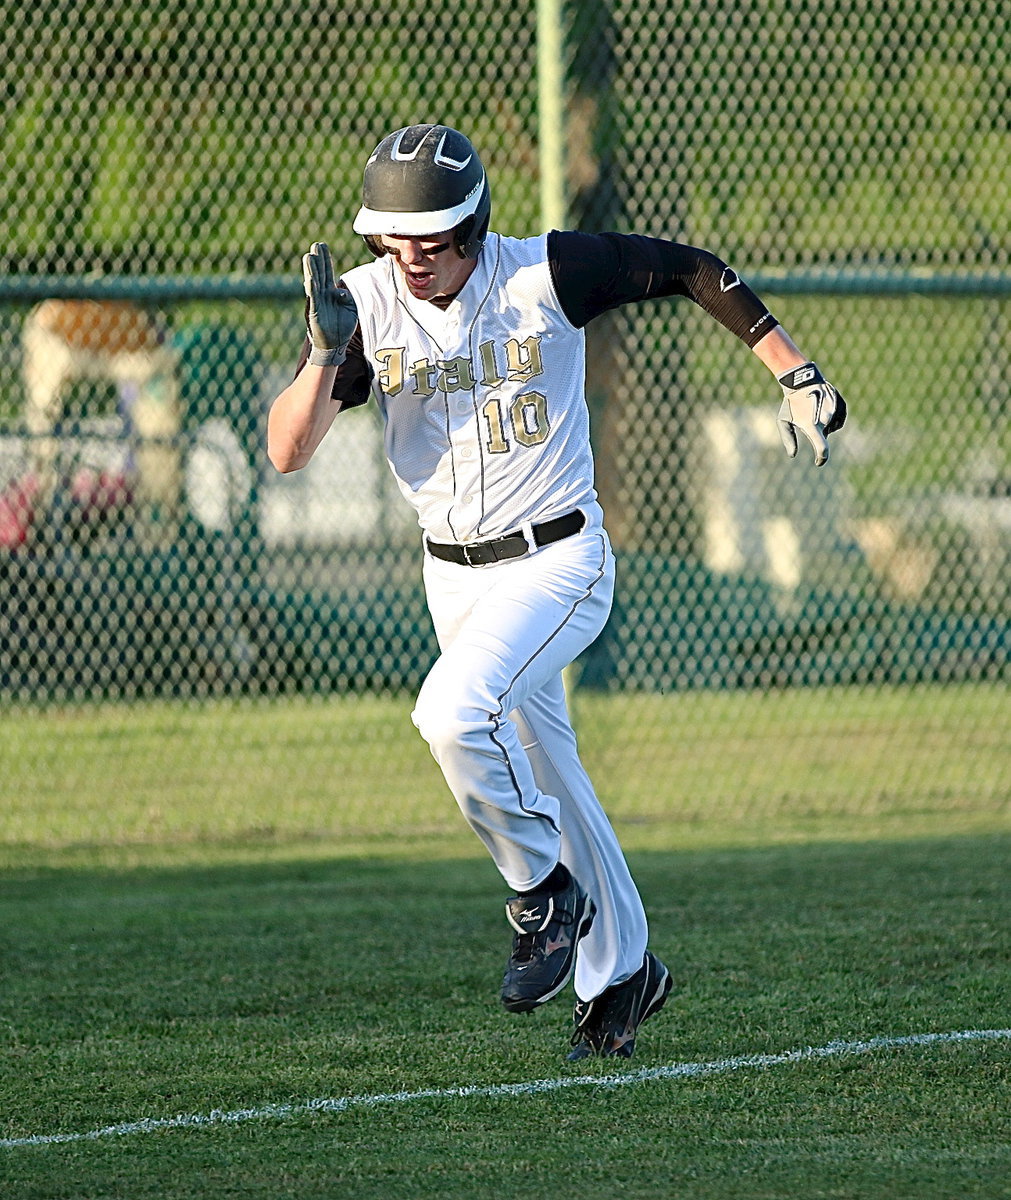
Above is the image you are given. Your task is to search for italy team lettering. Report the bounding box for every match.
[374,334,545,397]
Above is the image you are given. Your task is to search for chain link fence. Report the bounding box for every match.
[1,0,1007,824]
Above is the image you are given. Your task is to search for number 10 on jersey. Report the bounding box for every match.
[481,392,550,454]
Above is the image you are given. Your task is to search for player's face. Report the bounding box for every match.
[379,232,477,301]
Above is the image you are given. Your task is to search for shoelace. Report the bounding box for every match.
[510,931,538,963]
[570,998,600,1047]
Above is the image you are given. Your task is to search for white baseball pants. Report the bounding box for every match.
[412,523,650,1001]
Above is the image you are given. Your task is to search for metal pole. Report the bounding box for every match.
[538,0,580,708]
[537,0,567,231]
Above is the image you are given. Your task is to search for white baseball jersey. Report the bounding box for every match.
[340,232,604,543]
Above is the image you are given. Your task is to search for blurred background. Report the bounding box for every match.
[0,0,1007,825]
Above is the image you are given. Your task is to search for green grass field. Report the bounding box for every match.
[2,685,1009,1199]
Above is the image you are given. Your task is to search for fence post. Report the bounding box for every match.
[537,0,568,232]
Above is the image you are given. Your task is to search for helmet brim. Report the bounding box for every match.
[352,178,487,238]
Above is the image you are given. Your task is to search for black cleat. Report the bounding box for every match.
[500,865,596,1013]
[567,950,672,1060]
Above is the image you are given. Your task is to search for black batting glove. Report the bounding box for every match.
[302,241,359,367]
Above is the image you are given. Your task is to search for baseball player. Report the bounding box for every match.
[267,124,846,1060]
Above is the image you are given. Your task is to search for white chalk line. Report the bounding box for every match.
[4,1027,1009,1149]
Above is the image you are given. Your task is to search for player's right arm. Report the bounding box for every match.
[267,361,343,473]
[268,242,366,474]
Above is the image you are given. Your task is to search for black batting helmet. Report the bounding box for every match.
[352,124,491,259]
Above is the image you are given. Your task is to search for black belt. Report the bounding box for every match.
[426,510,585,567]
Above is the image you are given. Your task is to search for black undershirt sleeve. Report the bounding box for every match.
[294,291,373,411]
[547,229,778,348]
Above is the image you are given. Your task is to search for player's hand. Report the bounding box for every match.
[302,241,358,366]
[776,362,847,467]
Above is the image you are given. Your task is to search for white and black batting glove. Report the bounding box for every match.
[302,241,359,367]
[776,362,847,467]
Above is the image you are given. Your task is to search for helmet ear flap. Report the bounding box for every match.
[363,234,387,257]
[452,217,475,259]
[452,179,491,259]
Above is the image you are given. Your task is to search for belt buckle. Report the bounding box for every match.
[462,542,486,567]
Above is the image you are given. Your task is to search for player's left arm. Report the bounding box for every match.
[549,230,847,466]
[751,325,847,467]
[681,255,846,466]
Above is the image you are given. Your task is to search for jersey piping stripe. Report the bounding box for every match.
[467,236,502,541]
[443,235,500,541]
